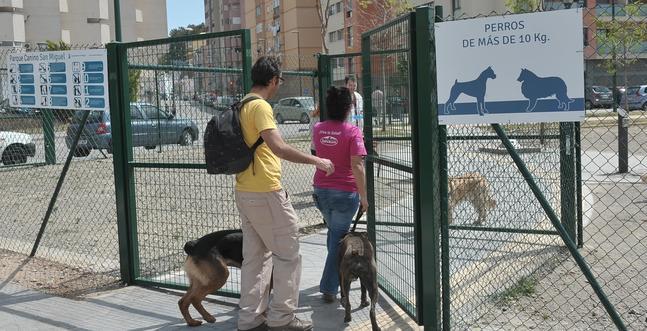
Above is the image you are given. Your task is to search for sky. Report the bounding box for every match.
[166,0,205,33]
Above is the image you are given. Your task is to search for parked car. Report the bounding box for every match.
[619,85,647,111]
[585,86,614,109]
[0,131,36,165]
[66,103,199,157]
[272,97,314,124]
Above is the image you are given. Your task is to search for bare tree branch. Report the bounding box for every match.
[316,0,333,54]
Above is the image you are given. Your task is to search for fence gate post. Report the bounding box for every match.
[411,6,442,329]
[42,109,56,165]
[317,54,330,121]
[560,122,576,241]
[107,42,136,284]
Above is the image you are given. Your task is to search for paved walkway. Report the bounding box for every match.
[0,229,419,331]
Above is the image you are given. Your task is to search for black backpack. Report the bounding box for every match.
[204,96,263,175]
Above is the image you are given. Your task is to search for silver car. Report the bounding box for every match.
[273,97,314,124]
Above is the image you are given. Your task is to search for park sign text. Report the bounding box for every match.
[435,9,584,125]
[7,49,109,111]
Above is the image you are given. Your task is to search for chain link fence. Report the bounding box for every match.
[0,44,120,293]
[439,2,647,330]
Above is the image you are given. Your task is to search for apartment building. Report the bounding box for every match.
[0,0,167,47]
[244,0,322,70]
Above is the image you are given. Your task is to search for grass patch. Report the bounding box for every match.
[494,275,538,305]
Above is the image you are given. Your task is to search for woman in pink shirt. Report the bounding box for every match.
[312,86,368,303]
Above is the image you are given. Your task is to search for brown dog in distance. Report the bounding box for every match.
[448,172,497,225]
[179,229,243,326]
[338,231,381,331]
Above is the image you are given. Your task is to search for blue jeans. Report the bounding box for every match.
[313,187,360,295]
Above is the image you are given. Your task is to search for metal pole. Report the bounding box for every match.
[613,1,629,173]
[492,123,627,331]
[114,0,122,42]
[31,109,91,257]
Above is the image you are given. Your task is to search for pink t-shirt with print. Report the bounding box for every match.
[313,121,367,192]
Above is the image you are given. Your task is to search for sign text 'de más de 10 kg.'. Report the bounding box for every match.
[435,8,584,125]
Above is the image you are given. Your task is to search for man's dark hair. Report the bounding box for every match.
[252,56,282,87]
[326,86,352,122]
[345,75,357,84]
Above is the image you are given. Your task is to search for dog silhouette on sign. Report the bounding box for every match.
[445,66,497,116]
[517,68,573,112]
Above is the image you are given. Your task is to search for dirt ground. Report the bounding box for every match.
[0,249,122,299]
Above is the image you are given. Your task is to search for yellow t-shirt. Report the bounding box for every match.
[235,93,282,192]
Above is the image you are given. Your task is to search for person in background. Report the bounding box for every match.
[309,105,321,156]
[345,75,364,128]
[312,86,368,304]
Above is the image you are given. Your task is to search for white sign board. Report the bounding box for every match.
[7,49,109,111]
[435,9,584,125]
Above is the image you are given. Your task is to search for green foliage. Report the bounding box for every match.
[505,0,541,13]
[597,3,647,75]
[128,70,141,102]
[160,23,206,65]
[495,275,537,305]
[46,40,71,51]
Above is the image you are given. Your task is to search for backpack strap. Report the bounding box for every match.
[238,96,264,150]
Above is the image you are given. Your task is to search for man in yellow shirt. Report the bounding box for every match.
[236,56,334,331]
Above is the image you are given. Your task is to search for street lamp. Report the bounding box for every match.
[291,30,302,95]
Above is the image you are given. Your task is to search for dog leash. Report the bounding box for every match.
[350,208,364,233]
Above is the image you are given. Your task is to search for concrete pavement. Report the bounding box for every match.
[0,228,419,331]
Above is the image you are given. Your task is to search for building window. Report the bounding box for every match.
[61,29,71,44]
[256,23,263,33]
[59,0,69,12]
[453,0,461,9]
[347,0,352,10]
[336,2,342,13]
[273,0,280,8]
[256,5,261,16]
[224,5,229,11]
[348,57,354,74]
[328,32,335,42]
[346,9,352,18]
[233,17,241,25]
[346,27,353,47]
[337,29,343,41]
[135,9,143,23]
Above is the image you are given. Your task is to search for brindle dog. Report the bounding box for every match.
[338,231,381,331]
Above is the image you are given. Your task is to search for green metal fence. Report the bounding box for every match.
[0,44,121,295]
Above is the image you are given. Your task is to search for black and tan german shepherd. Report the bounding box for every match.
[179,229,243,326]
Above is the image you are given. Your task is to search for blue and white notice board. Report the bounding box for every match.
[8,49,109,111]
[435,9,584,125]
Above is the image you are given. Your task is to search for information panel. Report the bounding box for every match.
[8,49,109,111]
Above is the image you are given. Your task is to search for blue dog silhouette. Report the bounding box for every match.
[517,68,573,112]
[445,66,496,116]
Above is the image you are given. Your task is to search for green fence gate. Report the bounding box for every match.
[107,30,252,294]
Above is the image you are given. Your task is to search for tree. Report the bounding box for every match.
[316,0,333,54]
[128,70,142,102]
[161,23,207,65]
[356,0,412,32]
[46,40,71,51]
[505,0,543,13]
[597,3,647,111]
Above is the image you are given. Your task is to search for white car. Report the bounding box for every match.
[0,131,36,165]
